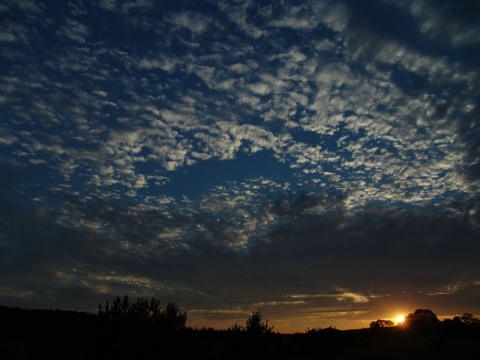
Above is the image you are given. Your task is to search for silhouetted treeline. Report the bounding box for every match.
[0,296,188,337]
[371,308,480,333]
[0,305,96,337]
[1,305,479,359]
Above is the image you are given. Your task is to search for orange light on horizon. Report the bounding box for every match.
[396,315,405,324]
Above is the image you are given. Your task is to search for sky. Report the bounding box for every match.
[1,0,480,333]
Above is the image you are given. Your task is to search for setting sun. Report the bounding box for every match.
[396,315,405,324]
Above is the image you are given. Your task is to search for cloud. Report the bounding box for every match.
[217,0,267,39]
[2,0,477,200]
[248,82,271,95]
[0,31,17,42]
[229,63,250,74]
[0,285,35,299]
[99,0,153,14]
[3,0,44,14]
[166,12,211,34]
[137,56,177,72]
[286,290,369,304]
[331,1,480,185]
[56,18,90,43]
[0,20,30,44]
[1,159,479,323]
[387,0,480,47]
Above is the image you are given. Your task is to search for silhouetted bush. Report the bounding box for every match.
[97,295,187,330]
[228,322,244,333]
[305,327,322,334]
[228,311,274,335]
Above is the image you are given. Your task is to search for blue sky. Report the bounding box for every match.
[1,0,480,332]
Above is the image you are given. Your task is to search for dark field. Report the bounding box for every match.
[1,306,479,360]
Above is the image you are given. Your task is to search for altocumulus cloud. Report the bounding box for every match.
[1,0,480,331]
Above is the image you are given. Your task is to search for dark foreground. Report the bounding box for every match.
[1,307,479,360]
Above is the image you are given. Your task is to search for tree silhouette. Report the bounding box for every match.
[403,309,440,330]
[98,296,187,330]
[460,313,480,326]
[162,302,187,330]
[245,311,274,334]
[370,319,395,329]
[451,313,480,328]
[228,322,244,333]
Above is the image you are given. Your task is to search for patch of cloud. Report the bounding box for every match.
[137,56,177,73]
[0,126,17,145]
[426,282,468,296]
[0,285,35,299]
[335,289,369,304]
[269,16,317,30]
[68,1,88,16]
[386,0,480,47]
[217,1,265,39]
[285,289,369,304]
[248,82,271,96]
[309,1,350,33]
[3,0,44,14]
[56,18,90,43]
[0,31,17,42]
[229,63,250,74]
[0,4,9,14]
[0,20,30,44]
[266,1,349,34]
[99,0,153,14]
[166,12,211,34]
